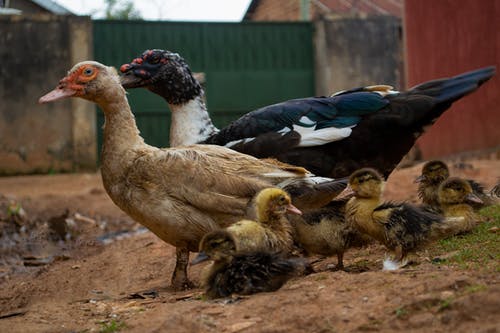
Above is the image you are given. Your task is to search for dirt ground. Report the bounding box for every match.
[0,158,498,333]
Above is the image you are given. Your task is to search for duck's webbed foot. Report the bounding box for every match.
[171,247,195,290]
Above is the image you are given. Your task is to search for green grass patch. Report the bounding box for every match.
[394,306,408,318]
[429,205,500,270]
[99,320,127,333]
[464,284,488,294]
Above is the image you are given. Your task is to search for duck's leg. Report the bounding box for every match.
[171,247,195,290]
[336,252,344,270]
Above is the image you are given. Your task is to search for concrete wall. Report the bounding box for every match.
[314,16,402,95]
[0,14,95,175]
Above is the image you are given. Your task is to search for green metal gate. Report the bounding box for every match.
[93,21,314,151]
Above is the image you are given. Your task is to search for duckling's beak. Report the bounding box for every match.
[414,175,425,183]
[286,203,302,215]
[341,185,355,197]
[465,193,483,204]
[191,251,210,265]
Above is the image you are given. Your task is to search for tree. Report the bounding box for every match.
[104,0,142,20]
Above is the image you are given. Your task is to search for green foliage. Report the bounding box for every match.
[99,320,127,333]
[395,306,408,318]
[104,0,142,20]
[464,284,487,294]
[438,298,453,311]
[7,203,22,217]
[430,205,500,270]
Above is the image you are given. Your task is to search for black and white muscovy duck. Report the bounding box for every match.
[120,49,495,178]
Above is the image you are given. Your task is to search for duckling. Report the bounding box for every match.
[191,230,305,299]
[346,168,471,268]
[290,198,371,270]
[415,160,449,208]
[438,177,483,232]
[416,160,492,211]
[226,188,301,254]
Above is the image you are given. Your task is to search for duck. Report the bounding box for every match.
[226,188,300,254]
[191,230,305,299]
[438,177,483,231]
[345,168,471,268]
[415,160,493,210]
[38,61,346,290]
[119,49,495,178]
[289,198,371,270]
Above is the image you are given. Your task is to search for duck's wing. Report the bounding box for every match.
[203,93,389,157]
[125,145,308,217]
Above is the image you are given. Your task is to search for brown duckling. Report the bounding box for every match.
[346,168,471,268]
[191,230,305,299]
[438,177,483,232]
[226,188,301,254]
[290,198,371,270]
[416,160,492,211]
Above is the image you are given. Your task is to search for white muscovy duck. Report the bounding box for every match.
[120,49,495,178]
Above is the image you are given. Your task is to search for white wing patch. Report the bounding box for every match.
[224,123,354,149]
[295,124,354,147]
[224,137,256,148]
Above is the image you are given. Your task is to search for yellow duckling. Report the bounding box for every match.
[290,198,371,270]
[226,188,301,254]
[346,168,469,268]
[415,160,449,208]
[416,160,492,211]
[191,230,305,299]
[438,177,483,232]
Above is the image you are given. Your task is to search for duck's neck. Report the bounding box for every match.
[169,96,219,147]
[100,92,146,183]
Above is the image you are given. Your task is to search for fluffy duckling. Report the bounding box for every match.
[226,188,301,254]
[438,177,483,232]
[38,61,346,290]
[290,199,371,270]
[345,168,472,268]
[416,160,492,210]
[191,230,305,299]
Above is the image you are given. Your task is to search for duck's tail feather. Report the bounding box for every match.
[409,66,496,104]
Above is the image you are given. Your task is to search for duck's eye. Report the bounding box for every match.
[83,68,94,76]
[150,56,160,64]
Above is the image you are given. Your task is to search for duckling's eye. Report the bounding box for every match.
[83,68,93,76]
